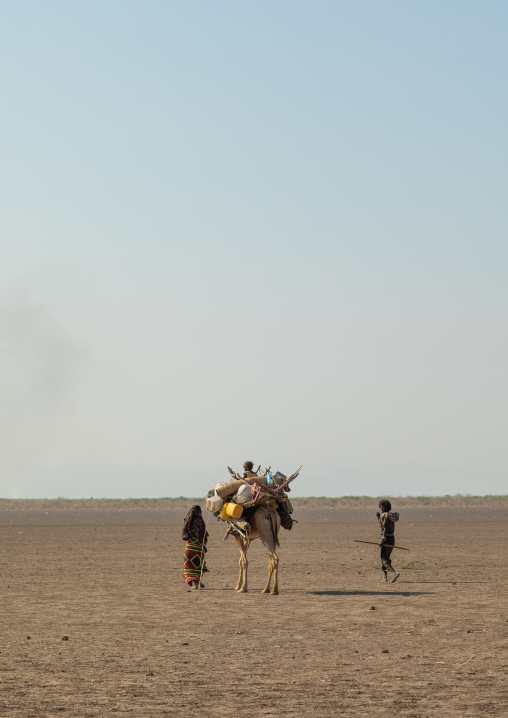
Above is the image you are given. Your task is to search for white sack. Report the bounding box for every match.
[232,484,253,505]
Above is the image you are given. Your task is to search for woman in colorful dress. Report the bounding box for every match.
[182,505,209,589]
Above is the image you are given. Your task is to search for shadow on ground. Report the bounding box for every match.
[400,580,491,584]
[310,590,434,597]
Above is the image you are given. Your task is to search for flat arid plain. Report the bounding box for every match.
[1,498,507,717]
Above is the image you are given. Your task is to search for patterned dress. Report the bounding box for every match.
[182,506,209,586]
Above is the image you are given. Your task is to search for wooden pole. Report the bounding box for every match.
[280,466,303,490]
[354,539,410,551]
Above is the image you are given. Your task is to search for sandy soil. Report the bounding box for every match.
[1,503,507,717]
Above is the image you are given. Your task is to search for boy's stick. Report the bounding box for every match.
[354,539,410,551]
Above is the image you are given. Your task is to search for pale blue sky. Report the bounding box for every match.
[1,1,507,497]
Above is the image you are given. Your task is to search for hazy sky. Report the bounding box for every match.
[1,1,507,498]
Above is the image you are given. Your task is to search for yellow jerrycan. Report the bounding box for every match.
[219,502,243,520]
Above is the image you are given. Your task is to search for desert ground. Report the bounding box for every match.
[1,499,507,717]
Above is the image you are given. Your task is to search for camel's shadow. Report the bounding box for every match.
[310,590,433,597]
[195,588,434,597]
[401,580,491,585]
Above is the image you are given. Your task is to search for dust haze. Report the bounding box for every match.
[0,293,86,496]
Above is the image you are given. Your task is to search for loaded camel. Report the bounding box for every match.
[219,465,301,595]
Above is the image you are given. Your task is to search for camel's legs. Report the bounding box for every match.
[271,551,279,595]
[255,509,280,595]
[232,509,280,595]
[234,537,250,592]
[261,552,273,593]
[262,551,279,596]
[261,549,279,594]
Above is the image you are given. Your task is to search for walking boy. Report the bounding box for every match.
[377,499,400,584]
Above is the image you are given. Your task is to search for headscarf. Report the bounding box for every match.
[182,504,208,543]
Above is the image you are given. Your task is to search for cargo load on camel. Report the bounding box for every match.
[205,463,302,595]
[205,464,302,540]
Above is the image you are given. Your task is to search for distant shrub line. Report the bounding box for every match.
[291,495,508,507]
[0,495,507,509]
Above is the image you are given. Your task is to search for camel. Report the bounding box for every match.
[233,506,281,595]
[217,465,301,595]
